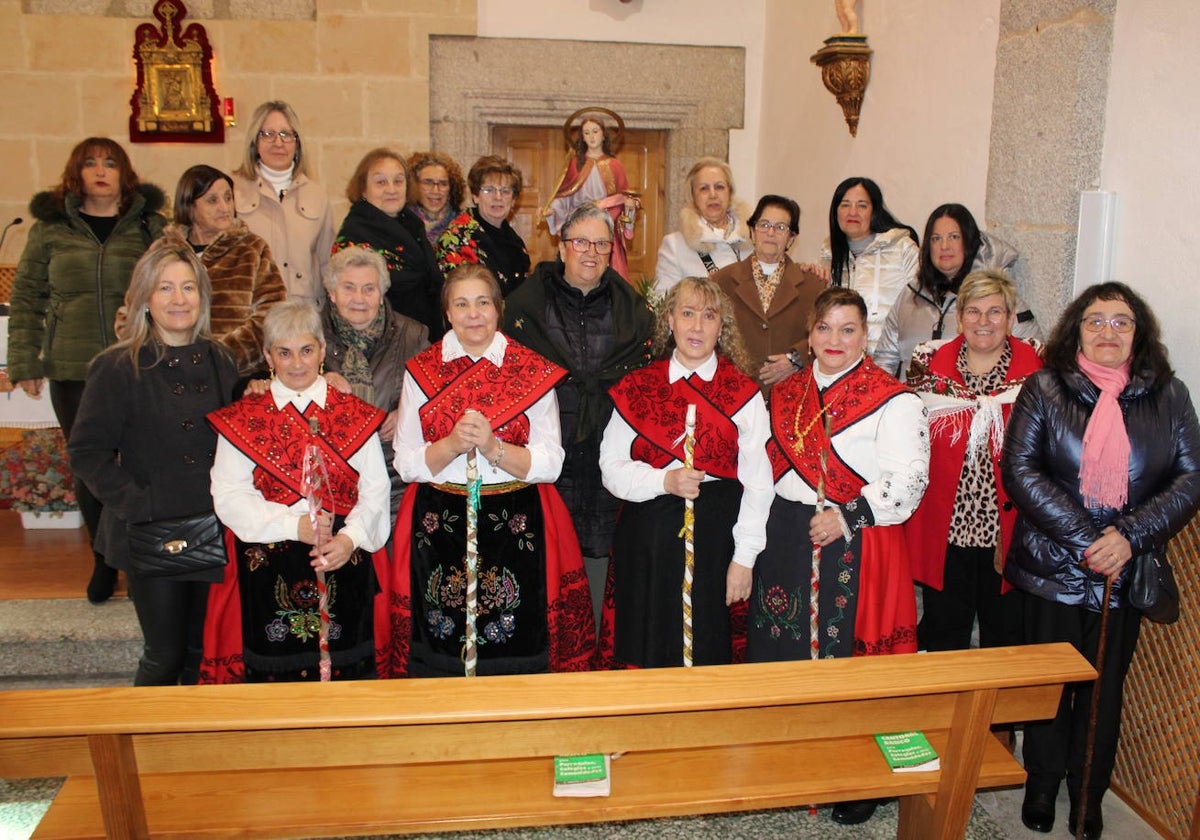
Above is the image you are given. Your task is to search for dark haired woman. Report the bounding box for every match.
[7,136,166,603]
[163,164,286,376]
[1003,282,1200,838]
[599,276,772,668]
[543,114,638,280]
[712,194,825,395]
[406,150,467,246]
[873,203,1041,380]
[232,101,334,306]
[69,239,236,684]
[334,148,444,339]
[436,155,531,295]
[819,176,918,353]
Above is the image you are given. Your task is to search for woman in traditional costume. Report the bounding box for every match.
[202,300,393,682]
[904,270,1042,652]
[746,285,929,826]
[599,276,773,668]
[542,111,638,280]
[392,264,595,677]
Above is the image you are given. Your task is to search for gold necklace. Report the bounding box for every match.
[791,374,846,453]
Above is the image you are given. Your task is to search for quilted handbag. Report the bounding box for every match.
[127,512,227,577]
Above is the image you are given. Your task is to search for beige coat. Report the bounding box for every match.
[233,172,334,305]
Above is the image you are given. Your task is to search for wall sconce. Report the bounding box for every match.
[811,34,872,137]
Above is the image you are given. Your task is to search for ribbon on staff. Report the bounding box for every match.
[462,447,482,677]
[809,413,833,660]
[301,416,334,682]
[679,404,697,667]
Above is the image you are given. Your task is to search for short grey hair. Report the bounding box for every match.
[561,202,614,240]
[325,246,391,294]
[263,299,323,351]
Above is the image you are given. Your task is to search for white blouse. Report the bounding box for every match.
[393,331,564,486]
[774,359,930,527]
[211,377,391,552]
[599,351,774,568]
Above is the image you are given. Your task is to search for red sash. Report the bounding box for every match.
[767,358,909,503]
[609,357,758,480]
[407,340,567,446]
[207,388,384,516]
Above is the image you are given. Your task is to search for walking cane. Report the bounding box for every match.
[1076,574,1115,840]
[301,417,334,682]
[680,404,697,667]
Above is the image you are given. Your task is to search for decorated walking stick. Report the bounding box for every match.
[680,404,697,667]
[301,417,334,682]
[1076,574,1115,840]
[462,410,485,677]
[809,413,833,660]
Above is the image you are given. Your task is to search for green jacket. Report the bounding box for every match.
[7,184,166,382]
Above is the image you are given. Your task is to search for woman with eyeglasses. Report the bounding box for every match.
[406,151,466,246]
[436,156,531,296]
[232,101,334,307]
[711,194,825,394]
[1001,282,1200,838]
[333,148,445,339]
[903,270,1042,656]
[872,203,1041,380]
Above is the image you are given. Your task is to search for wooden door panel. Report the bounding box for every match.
[491,125,665,286]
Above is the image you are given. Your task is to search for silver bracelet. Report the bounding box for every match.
[488,441,506,468]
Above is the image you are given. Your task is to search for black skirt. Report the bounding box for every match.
[611,479,742,668]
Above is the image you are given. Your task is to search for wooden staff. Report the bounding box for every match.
[301,417,333,682]
[809,413,833,660]
[463,446,482,677]
[681,404,697,667]
[1076,574,1115,840]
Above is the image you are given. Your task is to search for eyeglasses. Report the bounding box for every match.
[566,238,613,255]
[1082,316,1135,334]
[754,220,791,234]
[962,306,1008,322]
[478,186,514,197]
[257,130,298,143]
[419,178,450,190]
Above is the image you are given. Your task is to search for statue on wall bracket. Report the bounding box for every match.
[129,0,223,143]
[811,0,872,137]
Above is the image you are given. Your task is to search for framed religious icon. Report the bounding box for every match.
[129,0,223,143]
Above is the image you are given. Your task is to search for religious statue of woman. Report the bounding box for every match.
[542,108,639,280]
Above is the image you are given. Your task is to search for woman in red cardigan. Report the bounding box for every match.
[904,269,1042,651]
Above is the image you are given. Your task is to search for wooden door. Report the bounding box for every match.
[491,125,666,286]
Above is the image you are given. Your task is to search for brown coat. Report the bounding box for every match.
[712,257,824,388]
[171,221,287,376]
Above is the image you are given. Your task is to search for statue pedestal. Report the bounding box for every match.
[811,34,872,137]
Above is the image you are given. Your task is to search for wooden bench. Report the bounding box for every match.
[0,642,1094,839]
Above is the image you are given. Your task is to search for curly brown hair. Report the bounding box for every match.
[406,151,466,213]
[653,276,754,377]
[55,137,142,213]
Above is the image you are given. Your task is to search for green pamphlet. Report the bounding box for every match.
[874,730,940,772]
[553,753,611,796]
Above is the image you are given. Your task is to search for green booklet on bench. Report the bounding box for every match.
[875,731,940,772]
[553,753,611,797]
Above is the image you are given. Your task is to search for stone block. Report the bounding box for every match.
[408,14,476,78]
[220,20,317,74]
[27,15,131,74]
[274,76,364,138]
[1000,0,1114,36]
[364,78,428,145]
[82,74,138,140]
[318,13,411,76]
[0,141,37,208]
[0,3,25,70]
[0,74,81,136]
[991,224,1078,325]
[229,0,315,20]
[987,17,1112,226]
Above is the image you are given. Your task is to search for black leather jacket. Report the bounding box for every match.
[1001,366,1200,611]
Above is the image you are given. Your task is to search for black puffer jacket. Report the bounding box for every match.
[1001,365,1200,611]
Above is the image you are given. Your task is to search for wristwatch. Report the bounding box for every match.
[786,349,805,370]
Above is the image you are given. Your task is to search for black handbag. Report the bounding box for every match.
[127,512,227,577]
[1127,549,1179,625]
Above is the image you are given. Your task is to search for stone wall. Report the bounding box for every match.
[985,1,1116,325]
[0,0,476,261]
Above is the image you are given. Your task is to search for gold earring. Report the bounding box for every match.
[269,368,275,380]
[319,362,325,375]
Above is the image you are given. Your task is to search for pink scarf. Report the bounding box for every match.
[1076,352,1131,509]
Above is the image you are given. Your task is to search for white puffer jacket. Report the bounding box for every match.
[820,227,919,353]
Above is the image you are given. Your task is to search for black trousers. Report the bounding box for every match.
[49,380,103,559]
[128,572,210,685]
[917,544,1022,651]
[1020,592,1141,804]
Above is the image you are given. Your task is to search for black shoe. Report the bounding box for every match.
[86,563,117,604]
[831,799,878,825]
[1021,790,1056,833]
[1068,805,1104,839]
